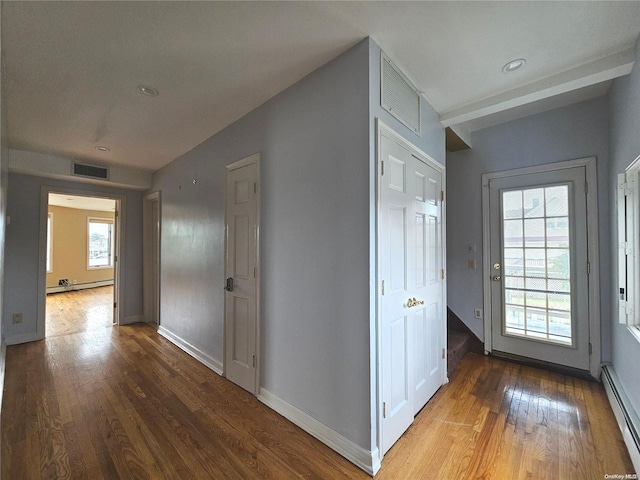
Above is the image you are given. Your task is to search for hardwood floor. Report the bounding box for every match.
[1,323,634,479]
[46,286,113,338]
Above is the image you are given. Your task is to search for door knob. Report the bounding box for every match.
[407,297,424,308]
[492,275,501,282]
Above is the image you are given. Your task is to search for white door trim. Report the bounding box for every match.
[38,186,126,338]
[143,191,161,326]
[375,120,447,463]
[223,152,261,394]
[481,157,601,378]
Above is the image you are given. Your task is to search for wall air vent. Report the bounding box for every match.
[381,53,421,135]
[72,163,109,180]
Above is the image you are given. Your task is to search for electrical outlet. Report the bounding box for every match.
[474,308,483,319]
[468,259,476,270]
[12,313,23,324]
[73,280,78,285]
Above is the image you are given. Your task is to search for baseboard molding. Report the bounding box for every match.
[122,315,143,325]
[46,279,114,294]
[4,332,40,346]
[602,364,640,474]
[157,326,223,375]
[258,388,380,476]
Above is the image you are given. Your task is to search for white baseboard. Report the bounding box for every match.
[602,364,640,474]
[122,315,143,325]
[4,332,40,346]
[258,388,380,476]
[157,326,223,375]
[47,279,114,294]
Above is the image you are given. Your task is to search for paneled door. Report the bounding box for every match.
[488,166,590,370]
[379,128,445,455]
[225,154,260,394]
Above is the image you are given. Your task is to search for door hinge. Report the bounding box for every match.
[441,269,445,280]
[254,182,257,194]
[587,261,591,275]
[588,343,593,355]
[383,402,386,419]
[440,191,445,202]
[381,280,385,296]
[381,161,384,176]
[113,302,117,309]
[254,267,256,278]
[115,210,119,218]
[585,181,588,194]
[442,348,445,359]
[252,354,256,367]
[114,255,118,262]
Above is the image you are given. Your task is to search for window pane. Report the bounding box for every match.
[89,221,113,267]
[46,215,52,272]
[500,184,573,346]
[503,191,523,219]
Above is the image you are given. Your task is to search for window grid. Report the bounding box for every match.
[502,186,572,345]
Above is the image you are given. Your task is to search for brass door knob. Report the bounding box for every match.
[407,297,425,308]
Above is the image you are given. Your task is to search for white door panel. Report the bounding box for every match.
[488,167,590,370]
[225,158,259,394]
[380,131,445,454]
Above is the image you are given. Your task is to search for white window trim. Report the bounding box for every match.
[46,212,53,273]
[617,154,640,343]
[87,216,115,270]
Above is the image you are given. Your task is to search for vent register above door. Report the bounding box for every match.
[381,53,421,135]
[73,162,109,180]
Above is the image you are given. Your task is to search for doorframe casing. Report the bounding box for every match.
[143,191,161,326]
[481,157,601,378]
[375,120,447,464]
[37,186,126,339]
[223,152,261,395]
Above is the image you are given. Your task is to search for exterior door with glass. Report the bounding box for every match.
[488,166,590,370]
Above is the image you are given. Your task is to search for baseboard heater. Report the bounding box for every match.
[47,279,114,294]
[602,364,640,473]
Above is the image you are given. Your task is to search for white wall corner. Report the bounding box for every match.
[157,326,223,375]
[258,388,380,476]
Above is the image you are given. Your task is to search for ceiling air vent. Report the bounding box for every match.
[381,53,421,135]
[72,163,109,180]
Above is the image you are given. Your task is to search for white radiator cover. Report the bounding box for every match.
[602,364,640,473]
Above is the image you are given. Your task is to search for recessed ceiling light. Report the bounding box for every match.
[502,58,526,74]
[95,146,110,152]
[137,85,159,97]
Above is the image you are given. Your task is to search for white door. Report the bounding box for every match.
[380,131,444,454]
[224,155,259,394]
[488,167,590,370]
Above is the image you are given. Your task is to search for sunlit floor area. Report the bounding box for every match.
[45,286,113,337]
[1,323,634,479]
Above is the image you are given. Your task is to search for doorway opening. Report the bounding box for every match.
[42,191,121,338]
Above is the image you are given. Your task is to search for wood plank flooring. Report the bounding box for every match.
[2,323,634,479]
[46,287,113,338]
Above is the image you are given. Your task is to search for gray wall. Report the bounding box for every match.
[609,35,640,416]
[151,39,372,449]
[446,97,611,362]
[3,173,144,340]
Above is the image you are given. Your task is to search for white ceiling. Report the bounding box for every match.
[49,193,116,212]
[4,1,640,171]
